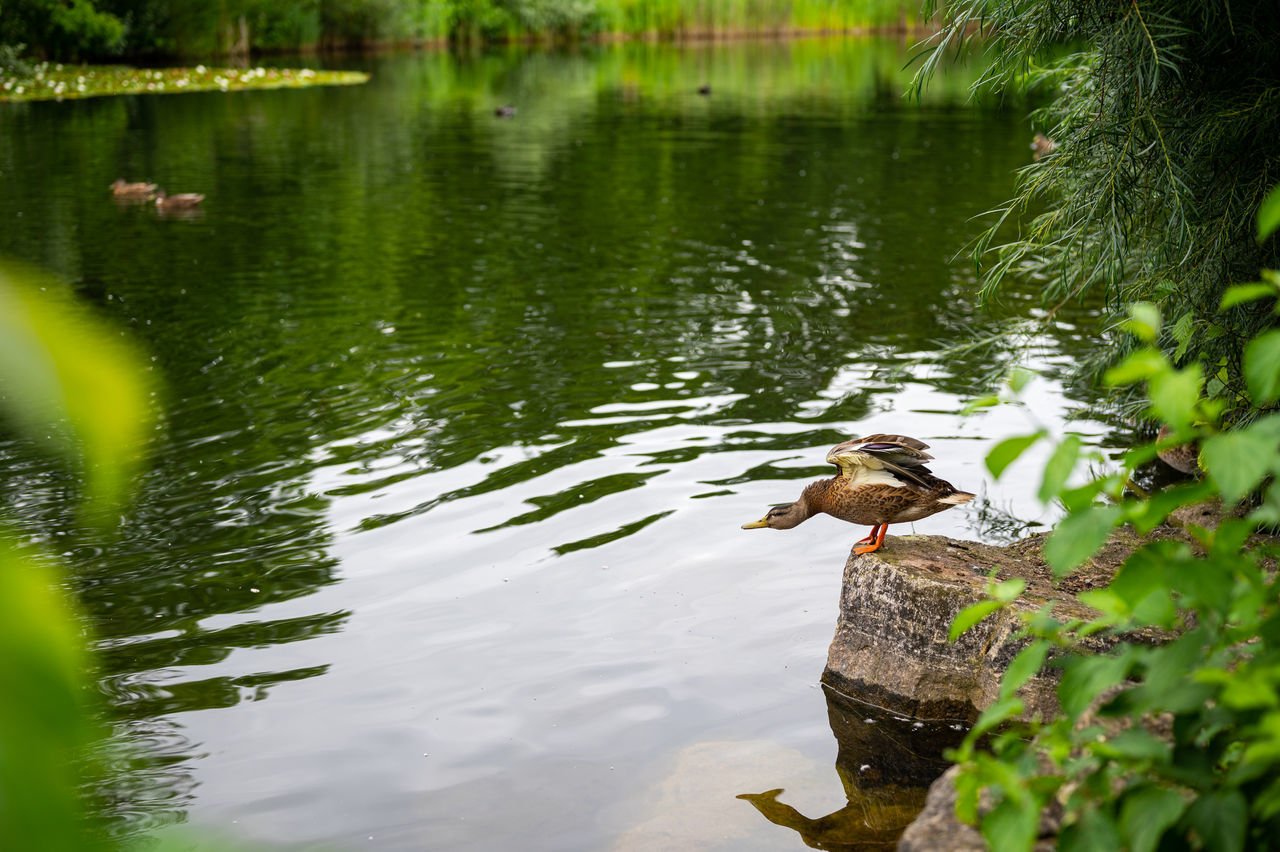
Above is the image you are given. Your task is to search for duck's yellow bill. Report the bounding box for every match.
[741,518,769,529]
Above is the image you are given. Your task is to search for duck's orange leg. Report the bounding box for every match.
[853,524,888,555]
[854,524,881,546]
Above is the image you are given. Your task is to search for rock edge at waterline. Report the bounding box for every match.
[821,530,1163,722]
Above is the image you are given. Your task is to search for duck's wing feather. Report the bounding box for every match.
[826,434,936,483]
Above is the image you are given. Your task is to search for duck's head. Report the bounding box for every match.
[741,499,811,530]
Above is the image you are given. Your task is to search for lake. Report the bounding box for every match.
[0,38,1121,850]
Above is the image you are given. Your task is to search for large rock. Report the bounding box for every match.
[817,529,1180,851]
[897,765,1060,852]
[820,531,1147,722]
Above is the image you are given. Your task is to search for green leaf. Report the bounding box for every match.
[962,394,1000,415]
[1059,478,1111,513]
[987,431,1045,479]
[1171,311,1194,361]
[1060,809,1122,852]
[950,600,1002,642]
[1077,588,1127,620]
[1059,652,1134,717]
[1201,428,1279,504]
[1259,183,1280,242]
[991,577,1027,604]
[1118,785,1186,852]
[1044,504,1123,577]
[970,696,1025,740]
[1148,364,1203,431]
[1108,548,1175,627]
[1092,729,1171,763]
[1170,310,1193,343]
[1217,665,1280,710]
[1245,330,1280,404]
[1008,366,1035,393]
[1123,302,1162,343]
[1185,791,1246,852]
[981,796,1039,852]
[0,538,94,851]
[0,262,155,511]
[1104,349,1169,386]
[1219,282,1278,311]
[1000,640,1051,701]
[1125,481,1214,535]
[1038,435,1081,504]
[953,766,980,825]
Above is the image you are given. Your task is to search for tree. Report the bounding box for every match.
[0,0,125,60]
[919,0,1280,422]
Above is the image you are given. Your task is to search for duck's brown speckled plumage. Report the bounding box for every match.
[741,434,974,554]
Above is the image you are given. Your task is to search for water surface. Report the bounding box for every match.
[1,39,1114,850]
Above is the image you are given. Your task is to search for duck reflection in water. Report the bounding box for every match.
[736,687,965,851]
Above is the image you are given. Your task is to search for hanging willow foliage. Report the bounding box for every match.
[917,0,1280,421]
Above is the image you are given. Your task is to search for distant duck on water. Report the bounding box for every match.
[111,178,157,198]
[495,105,516,117]
[741,434,975,555]
[154,189,205,209]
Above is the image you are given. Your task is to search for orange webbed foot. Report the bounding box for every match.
[853,525,888,555]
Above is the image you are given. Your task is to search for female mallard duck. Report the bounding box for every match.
[1031,133,1056,161]
[111,178,157,198]
[154,190,205,209]
[741,434,974,555]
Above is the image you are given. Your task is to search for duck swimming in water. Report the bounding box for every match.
[110,178,158,198]
[741,434,974,555]
[154,189,205,209]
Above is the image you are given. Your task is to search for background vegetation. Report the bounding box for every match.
[920,0,1280,425]
[2,0,925,60]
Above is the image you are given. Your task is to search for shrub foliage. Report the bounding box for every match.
[949,194,1280,851]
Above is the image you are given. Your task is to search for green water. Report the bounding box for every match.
[1,39,1112,850]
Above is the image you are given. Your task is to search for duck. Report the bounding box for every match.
[110,178,157,198]
[154,190,205,209]
[697,83,711,96]
[1031,133,1056,161]
[494,105,517,118]
[741,434,975,555]
[1155,425,1200,476]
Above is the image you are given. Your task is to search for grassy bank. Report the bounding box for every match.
[3,0,932,61]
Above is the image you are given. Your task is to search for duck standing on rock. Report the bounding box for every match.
[741,434,974,555]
